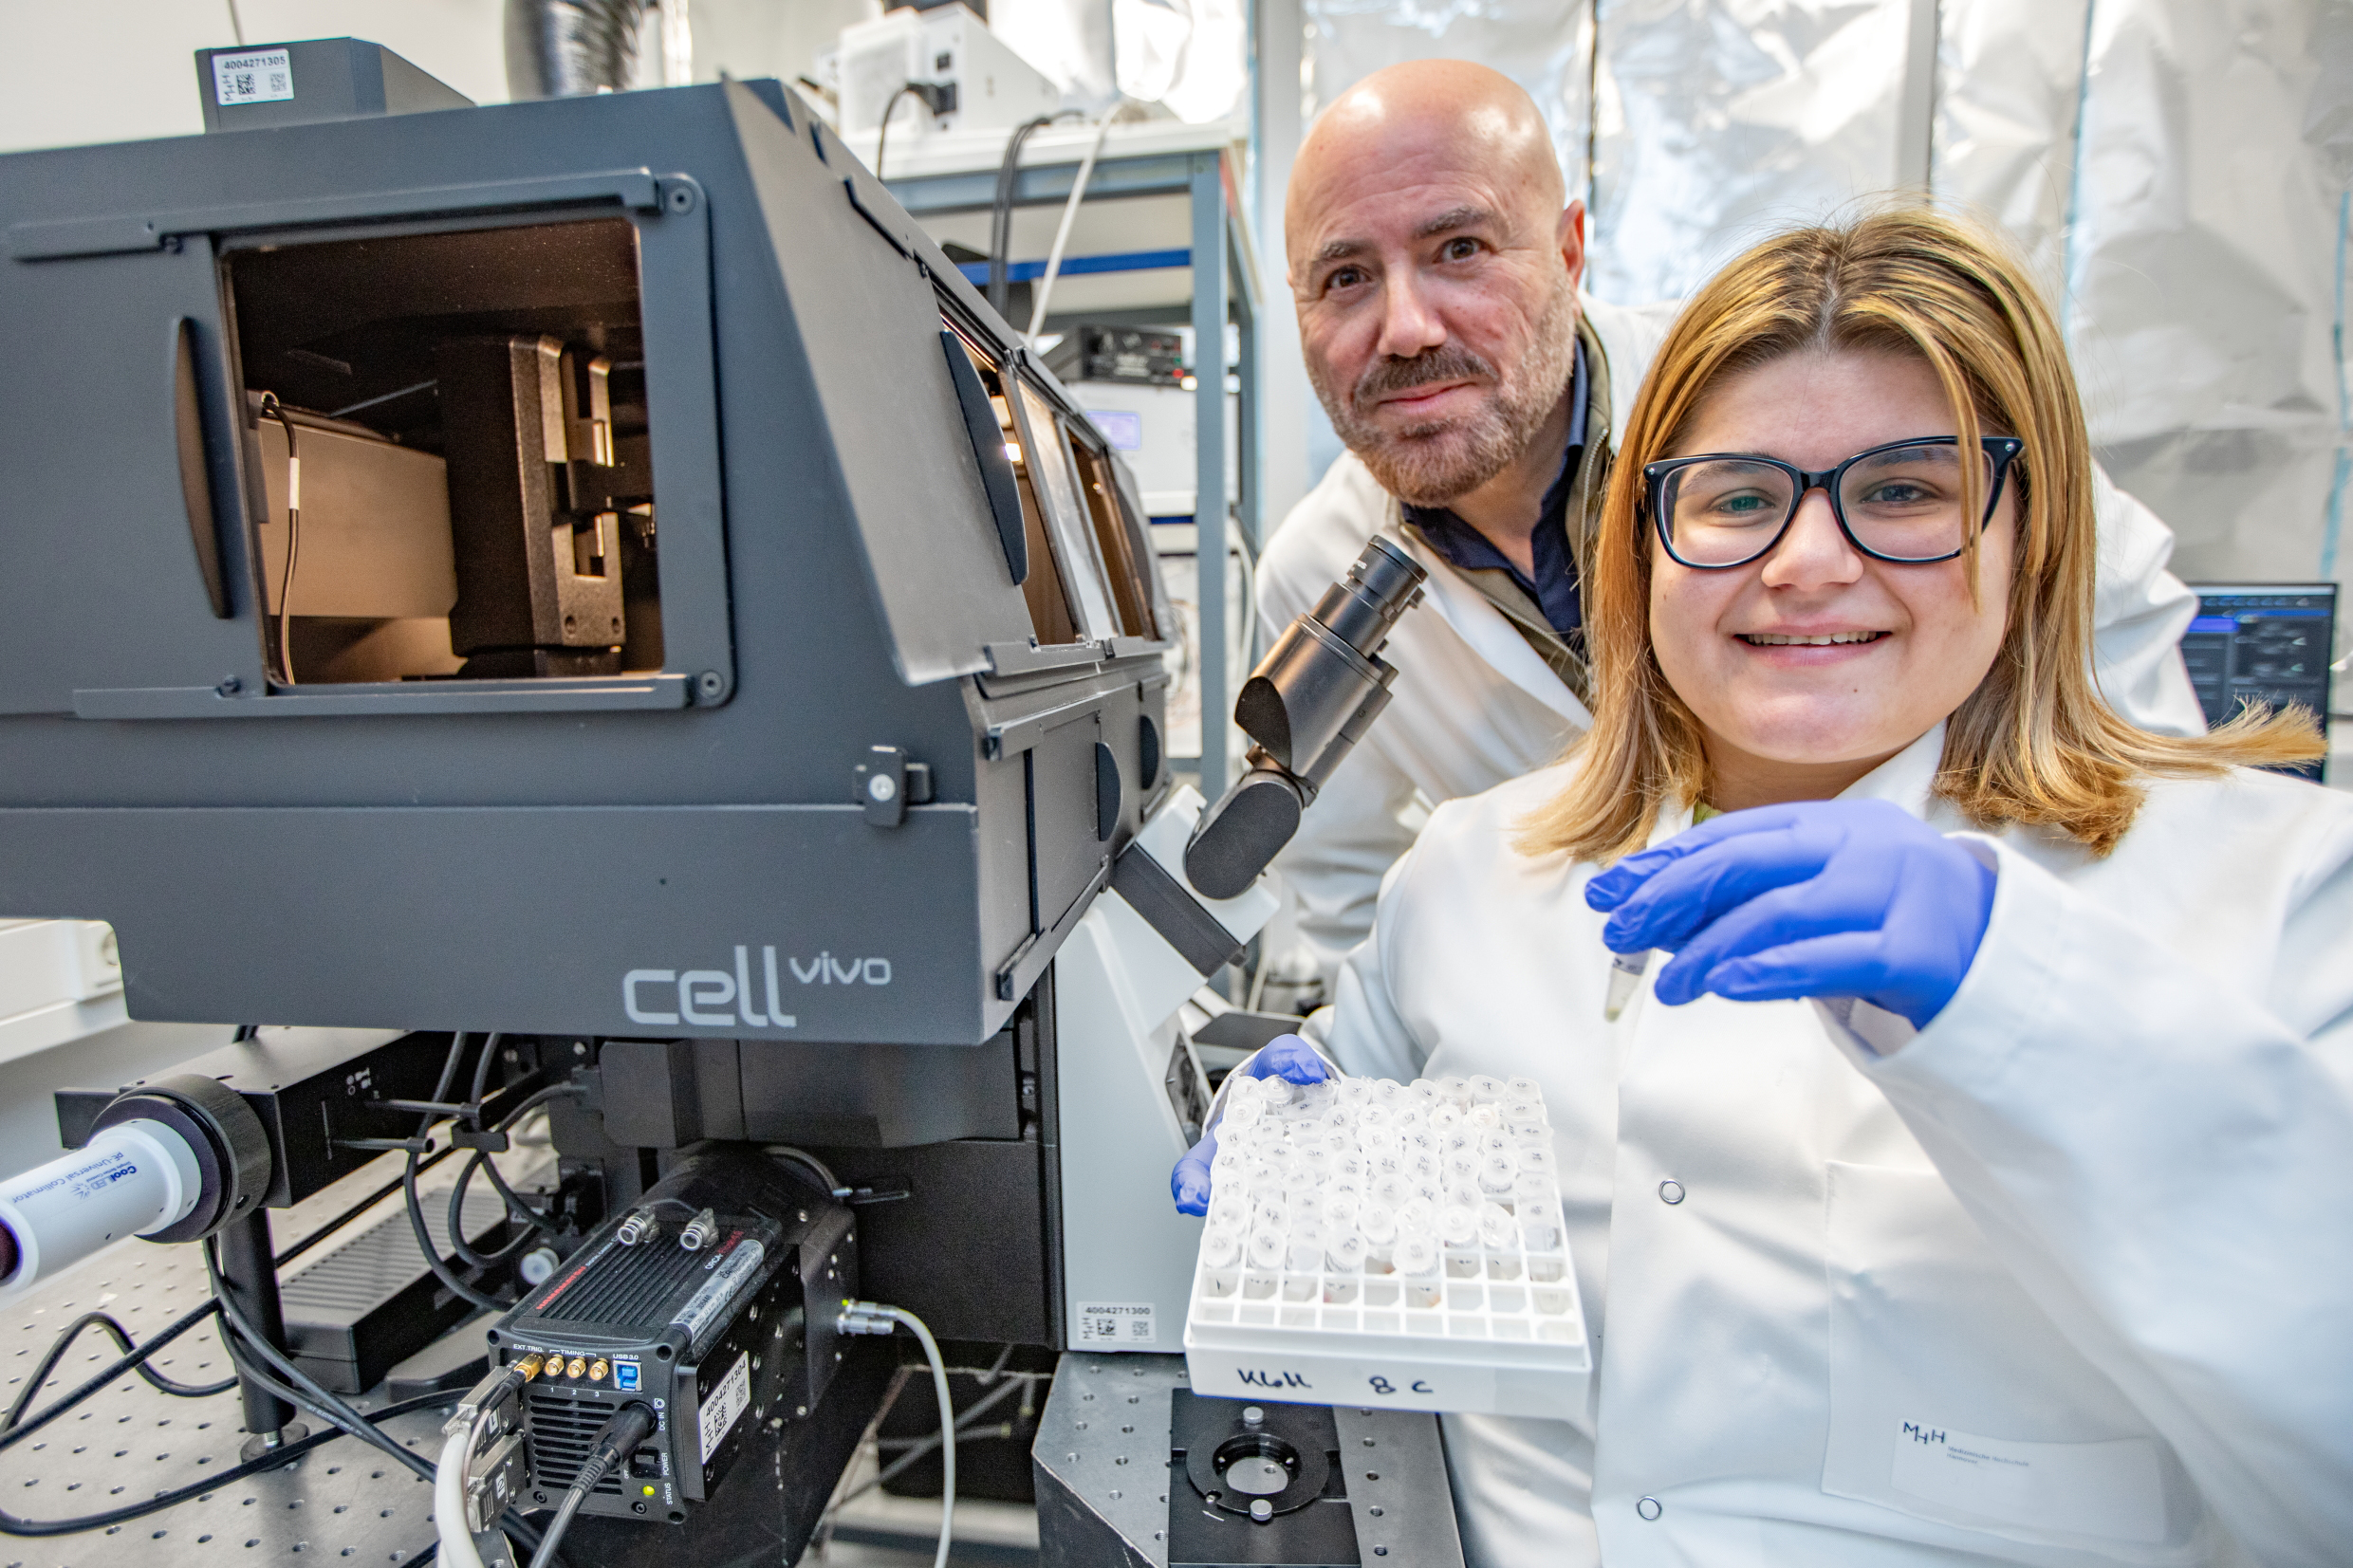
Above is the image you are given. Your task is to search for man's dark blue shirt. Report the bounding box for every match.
[1398,338,1589,639]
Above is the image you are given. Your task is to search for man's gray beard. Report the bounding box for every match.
[1311,279,1582,507]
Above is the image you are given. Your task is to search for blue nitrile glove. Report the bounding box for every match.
[1583,800,1996,1030]
[1170,1034,1333,1216]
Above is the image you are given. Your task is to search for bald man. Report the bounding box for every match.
[1253,61,2205,1005]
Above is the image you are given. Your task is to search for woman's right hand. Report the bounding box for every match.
[1169,1034,1332,1215]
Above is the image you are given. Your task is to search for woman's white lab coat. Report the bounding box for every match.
[1307,726,2353,1566]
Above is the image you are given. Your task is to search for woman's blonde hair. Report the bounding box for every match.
[1518,206,2322,863]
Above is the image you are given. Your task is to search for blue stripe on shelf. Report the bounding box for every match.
[955,248,1192,285]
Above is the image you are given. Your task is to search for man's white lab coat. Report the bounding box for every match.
[1308,726,2353,1566]
[1257,295,2211,987]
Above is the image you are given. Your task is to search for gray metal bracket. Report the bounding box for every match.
[1330,1405,1469,1566]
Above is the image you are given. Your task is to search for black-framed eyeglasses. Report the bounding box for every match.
[1643,435,2025,569]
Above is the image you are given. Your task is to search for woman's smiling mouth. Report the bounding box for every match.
[1736,630,1890,647]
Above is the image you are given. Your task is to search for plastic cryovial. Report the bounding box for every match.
[1517,1145,1557,1176]
[1439,1206,1480,1277]
[1396,1235,1442,1307]
[1248,1227,1286,1270]
[1203,1226,1243,1268]
[1479,1152,1518,1195]
[1398,1195,1436,1235]
[1514,1172,1559,1214]
[1322,1191,1361,1232]
[1467,1075,1505,1104]
[1478,1203,1517,1250]
[1520,1211,1563,1253]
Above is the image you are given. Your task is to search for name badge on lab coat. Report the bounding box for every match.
[1889,1421,2164,1544]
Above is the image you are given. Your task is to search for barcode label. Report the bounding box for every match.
[697,1353,751,1464]
[1075,1301,1157,1345]
[213,50,294,106]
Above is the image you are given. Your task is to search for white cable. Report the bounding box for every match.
[1027,102,1121,343]
[839,1300,954,1568]
[434,1425,490,1568]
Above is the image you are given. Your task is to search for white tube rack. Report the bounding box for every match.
[1181,1072,1591,1419]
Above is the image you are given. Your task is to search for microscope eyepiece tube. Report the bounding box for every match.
[1184,539,1430,899]
[1307,535,1426,657]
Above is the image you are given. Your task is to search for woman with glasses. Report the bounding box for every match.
[1191,210,2350,1563]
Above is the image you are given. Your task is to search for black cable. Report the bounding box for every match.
[526,1404,656,1568]
[989,112,1076,316]
[1,1310,236,1437]
[403,1152,503,1312]
[0,1301,226,1451]
[446,1152,541,1271]
[257,393,302,686]
[398,1035,584,1307]
[874,83,924,183]
[472,1151,560,1237]
[453,1079,587,1257]
[445,1032,545,1269]
[491,1081,587,1132]
[399,1035,508,1313]
[0,1389,454,1539]
[466,1032,505,1114]
[207,1275,552,1565]
[206,1237,439,1485]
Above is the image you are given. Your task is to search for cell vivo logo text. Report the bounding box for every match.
[622,945,892,1027]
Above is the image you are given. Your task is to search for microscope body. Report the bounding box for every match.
[0,69,1247,1552]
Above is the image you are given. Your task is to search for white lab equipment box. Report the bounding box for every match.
[837,4,1062,139]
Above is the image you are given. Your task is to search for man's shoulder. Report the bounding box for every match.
[1582,292,1683,419]
[1261,452,1399,597]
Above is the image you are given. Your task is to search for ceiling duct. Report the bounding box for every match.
[506,0,648,99]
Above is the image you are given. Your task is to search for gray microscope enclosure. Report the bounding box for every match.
[0,80,1176,1048]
